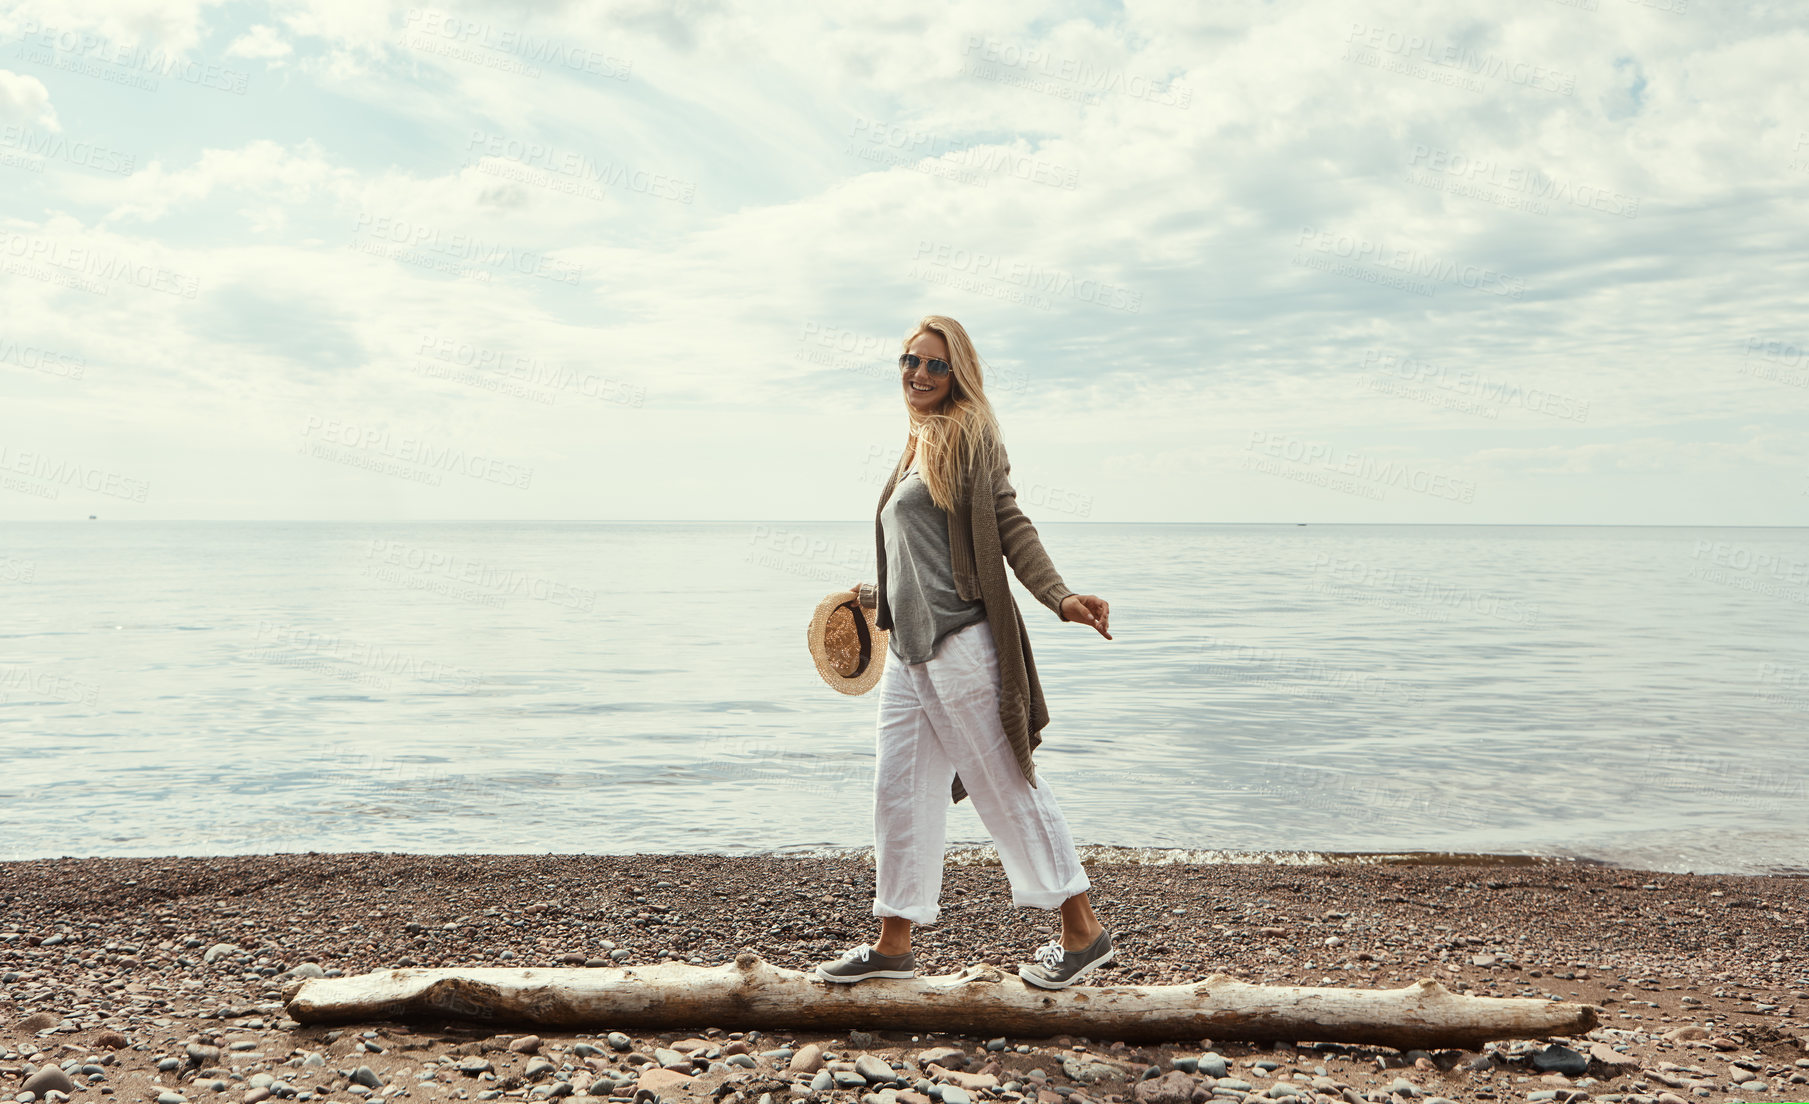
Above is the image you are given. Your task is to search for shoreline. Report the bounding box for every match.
[3,852,1805,1104]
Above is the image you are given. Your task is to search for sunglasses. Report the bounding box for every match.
[899,353,952,378]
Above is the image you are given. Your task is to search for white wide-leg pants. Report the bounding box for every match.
[872,618,1090,925]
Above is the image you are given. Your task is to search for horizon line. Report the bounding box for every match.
[11,519,1809,528]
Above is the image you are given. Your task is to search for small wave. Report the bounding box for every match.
[753,843,1586,867]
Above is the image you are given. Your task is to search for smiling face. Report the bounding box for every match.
[902,330,953,414]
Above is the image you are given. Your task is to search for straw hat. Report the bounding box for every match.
[807,589,889,695]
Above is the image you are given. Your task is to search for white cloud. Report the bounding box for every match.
[226,24,294,62]
[0,68,58,130]
[3,0,1806,522]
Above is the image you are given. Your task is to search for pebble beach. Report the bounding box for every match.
[3,852,1806,1104]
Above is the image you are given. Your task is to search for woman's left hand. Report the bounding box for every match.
[1061,594,1111,639]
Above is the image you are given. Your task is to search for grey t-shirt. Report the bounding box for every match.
[881,458,988,663]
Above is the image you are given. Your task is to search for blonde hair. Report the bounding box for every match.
[901,314,1005,513]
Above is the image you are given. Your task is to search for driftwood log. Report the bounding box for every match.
[285,952,1598,1050]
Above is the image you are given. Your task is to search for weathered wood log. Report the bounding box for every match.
[285,952,1597,1049]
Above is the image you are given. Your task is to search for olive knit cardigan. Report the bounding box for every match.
[857,437,1075,805]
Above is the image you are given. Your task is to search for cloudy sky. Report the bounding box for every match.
[2,0,1806,523]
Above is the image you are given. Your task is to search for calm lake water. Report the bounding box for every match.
[1,523,1804,875]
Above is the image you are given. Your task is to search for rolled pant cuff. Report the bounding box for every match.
[1010,870,1091,910]
[873,901,938,925]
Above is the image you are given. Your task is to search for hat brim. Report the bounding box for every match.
[807,590,889,695]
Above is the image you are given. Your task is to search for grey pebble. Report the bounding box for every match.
[1198,1054,1229,1079]
[159,1094,189,1104]
[158,1058,181,1073]
[607,1033,632,1052]
[572,1045,604,1059]
[810,1070,834,1093]
[940,1088,972,1104]
[855,1056,893,1083]
[351,1067,384,1089]
[1530,1045,1588,1077]
[21,1070,73,1098]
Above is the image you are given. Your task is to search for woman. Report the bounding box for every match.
[814,314,1117,991]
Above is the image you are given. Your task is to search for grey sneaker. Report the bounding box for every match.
[1017,929,1115,989]
[813,943,916,983]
